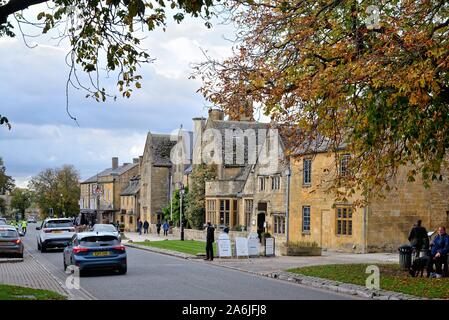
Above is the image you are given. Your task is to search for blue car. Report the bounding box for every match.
[63,232,127,275]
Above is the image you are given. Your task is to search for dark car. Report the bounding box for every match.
[0,225,24,258]
[63,232,127,275]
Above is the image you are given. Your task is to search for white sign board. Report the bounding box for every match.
[247,232,260,257]
[218,233,232,257]
[265,237,275,256]
[235,237,249,257]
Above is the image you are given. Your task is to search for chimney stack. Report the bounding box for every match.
[208,109,224,121]
[112,157,119,170]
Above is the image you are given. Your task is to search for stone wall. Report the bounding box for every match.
[150,166,170,224]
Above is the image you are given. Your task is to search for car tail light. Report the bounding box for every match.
[73,246,89,254]
[11,239,21,244]
[43,229,52,233]
[113,245,126,251]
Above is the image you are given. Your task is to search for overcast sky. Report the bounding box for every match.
[0,4,262,187]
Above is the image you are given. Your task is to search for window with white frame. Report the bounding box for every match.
[303,159,312,185]
[259,176,266,191]
[271,175,281,190]
[302,206,311,233]
[273,214,285,234]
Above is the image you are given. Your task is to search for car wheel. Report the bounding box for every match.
[41,244,46,253]
[18,252,23,259]
[118,266,127,275]
[37,241,41,251]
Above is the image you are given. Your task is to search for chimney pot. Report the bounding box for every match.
[208,109,224,121]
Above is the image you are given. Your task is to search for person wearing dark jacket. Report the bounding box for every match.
[205,222,215,261]
[427,226,449,277]
[143,220,149,234]
[408,220,429,257]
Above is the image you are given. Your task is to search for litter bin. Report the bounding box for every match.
[398,244,413,270]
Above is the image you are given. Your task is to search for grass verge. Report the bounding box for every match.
[0,284,66,300]
[134,240,218,256]
[288,264,449,299]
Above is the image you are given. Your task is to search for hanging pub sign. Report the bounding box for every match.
[235,237,249,257]
[265,237,275,257]
[218,233,232,258]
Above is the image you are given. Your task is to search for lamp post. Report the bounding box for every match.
[178,182,185,241]
[284,166,291,244]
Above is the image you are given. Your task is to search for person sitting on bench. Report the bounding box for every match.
[427,226,449,277]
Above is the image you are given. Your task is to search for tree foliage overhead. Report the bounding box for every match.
[0,0,217,124]
[28,164,80,217]
[197,0,449,201]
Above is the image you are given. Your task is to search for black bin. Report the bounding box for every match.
[398,244,413,270]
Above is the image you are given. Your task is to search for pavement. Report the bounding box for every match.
[11,226,359,300]
[0,249,67,297]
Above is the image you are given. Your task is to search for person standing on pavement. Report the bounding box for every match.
[137,219,143,235]
[162,220,169,237]
[408,220,429,258]
[156,221,161,236]
[143,220,149,234]
[204,222,215,261]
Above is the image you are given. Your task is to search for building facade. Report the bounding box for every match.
[79,157,140,224]
[120,175,140,232]
[289,151,449,252]
[139,132,176,226]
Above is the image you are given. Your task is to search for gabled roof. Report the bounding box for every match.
[151,134,177,166]
[121,175,141,196]
[81,162,139,184]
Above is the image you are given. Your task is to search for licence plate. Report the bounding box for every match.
[92,251,110,256]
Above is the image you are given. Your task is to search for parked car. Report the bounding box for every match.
[27,216,37,223]
[0,225,24,258]
[36,218,75,252]
[90,224,121,241]
[0,218,7,225]
[63,232,126,275]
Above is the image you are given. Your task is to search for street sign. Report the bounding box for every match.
[265,237,275,256]
[235,237,249,257]
[218,233,232,258]
[248,232,260,257]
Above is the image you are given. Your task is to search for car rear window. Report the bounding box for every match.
[0,229,18,238]
[44,220,73,228]
[94,225,117,232]
[79,236,119,247]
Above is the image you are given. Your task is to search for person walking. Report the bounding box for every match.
[408,220,429,258]
[162,220,169,237]
[156,221,161,236]
[204,222,215,261]
[143,220,149,234]
[427,226,449,277]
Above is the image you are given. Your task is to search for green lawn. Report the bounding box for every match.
[135,240,218,256]
[0,284,66,300]
[288,264,449,299]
